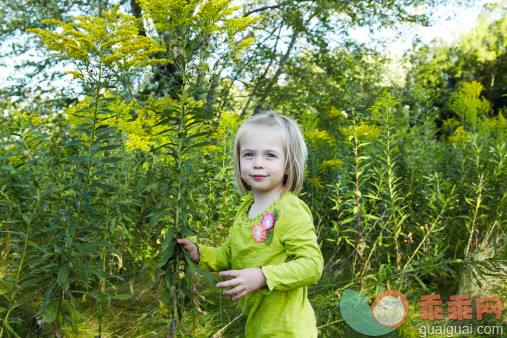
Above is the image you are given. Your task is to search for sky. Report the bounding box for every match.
[0,0,502,99]
[348,0,502,56]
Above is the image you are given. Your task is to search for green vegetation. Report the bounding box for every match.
[0,0,505,337]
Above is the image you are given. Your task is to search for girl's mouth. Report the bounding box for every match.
[252,175,266,180]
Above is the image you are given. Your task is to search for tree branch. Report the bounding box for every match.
[243,5,281,17]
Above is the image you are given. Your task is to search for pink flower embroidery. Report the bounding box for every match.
[252,223,266,243]
[261,213,275,230]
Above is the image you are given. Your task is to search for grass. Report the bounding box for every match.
[1,253,505,337]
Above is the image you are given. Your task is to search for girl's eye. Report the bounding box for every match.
[244,153,253,157]
[266,153,276,158]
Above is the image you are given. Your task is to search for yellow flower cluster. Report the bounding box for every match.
[7,110,45,127]
[319,158,344,173]
[450,81,490,127]
[448,126,470,143]
[325,107,348,121]
[138,0,258,55]
[306,128,334,146]
[202,111,241,157]
[28,5,169,82]
[341,122,381,141]
[306,176,325,189]
[441,117,460,140]
[446,111,506,142]
[64,94,181,152]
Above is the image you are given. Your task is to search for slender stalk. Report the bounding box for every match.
[351,109,363,290]
[1,129,42,337]
[403,207,447,270]
[466,173,484,255]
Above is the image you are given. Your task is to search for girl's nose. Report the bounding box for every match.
[253,159,264,169]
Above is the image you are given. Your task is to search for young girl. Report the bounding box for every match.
[177,112,323,337]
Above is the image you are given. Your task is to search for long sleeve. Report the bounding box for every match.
[261,199,323,292]
[203,192,321,337]
[197,233,233,272]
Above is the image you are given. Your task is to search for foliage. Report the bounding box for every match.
[1,0,506,337]
[406,1,506,119]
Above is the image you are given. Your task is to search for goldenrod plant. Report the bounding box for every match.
[1,5,170,336]
[126,1,257,335]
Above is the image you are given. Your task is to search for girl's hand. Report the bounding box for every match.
[176,238,200,263]
[217,268,267,301]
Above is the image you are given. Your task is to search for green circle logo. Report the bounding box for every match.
[340,289,409,336]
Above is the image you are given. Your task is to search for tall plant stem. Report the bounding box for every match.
[385,126,401,269]
[68,84,102,254]
[0,131,42,336]
[466,173,484,256]
[0,193,40,336]
[57,81,102,332]
[170,51,190,338]
[351,110,363,290]
[403,205,448,270]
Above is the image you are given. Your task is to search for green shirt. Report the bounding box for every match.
[198,191,323,337]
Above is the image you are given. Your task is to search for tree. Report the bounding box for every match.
[205,0,477,116]
[406,1,506,120]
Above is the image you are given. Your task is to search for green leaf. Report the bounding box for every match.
[100,157,122,164]
[147,210,169,227]
[340,217,356,224]
[57,264,70,285]
[182,251,217,286]
[180,226,197,237]
[2,321,15,335]
[28,134,51,144]
[183,131,209,144]
[36,282,57,317]
[409,274,429,292]
[43,299,59,323]
[22,214,31,224]
[97,144,122,152]
[75,243,97,254]
[154,129,176,137]
[112,294,131,300]
[160,239,177,267]
[90,182,115,191]
[162,227,176,249]
[75,127,92,137]
[87,266,111,279]
[162,104,181,111]
[265,228,274,245]
[90,291,110,301]
[181,141,211,154]
[153,115,179,127]
[18,278,38,291]
[160,289,171,307]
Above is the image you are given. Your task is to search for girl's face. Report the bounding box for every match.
[239,124,288,198]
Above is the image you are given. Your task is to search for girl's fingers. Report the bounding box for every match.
[219,270,239,277]
[176,239,194,252]
[222,285,243,295]
[216,277,241,288]
[232,290,248,301]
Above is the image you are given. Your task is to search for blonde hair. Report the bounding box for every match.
[233,111,307,194]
